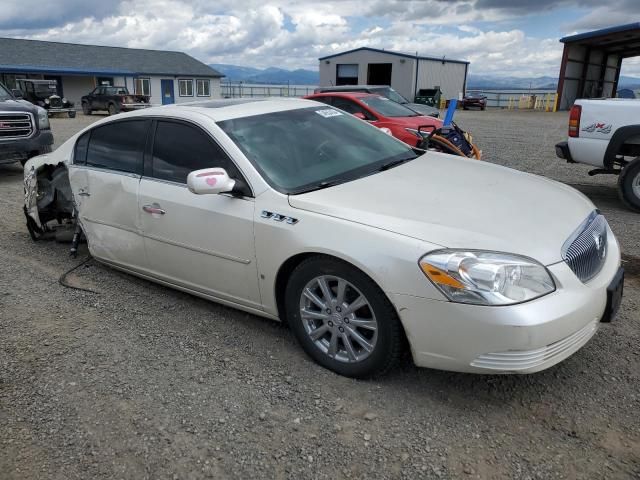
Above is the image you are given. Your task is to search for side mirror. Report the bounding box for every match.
[187,168,236,195]
[353,112,367,120]
[11,89,23,99]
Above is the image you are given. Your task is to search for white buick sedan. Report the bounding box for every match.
[25,98,624,378]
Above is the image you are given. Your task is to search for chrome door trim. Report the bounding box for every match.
[142,232,252,265]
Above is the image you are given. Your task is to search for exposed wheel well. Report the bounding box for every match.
[275,253,317,323]
[274,253,410,351]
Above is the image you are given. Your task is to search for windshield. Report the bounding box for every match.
[0,83,12,101]
[360,96,419,117]
[33,83,58,96]
[382,87,410,104]
[218,107,417,194]
[105,87,129,95]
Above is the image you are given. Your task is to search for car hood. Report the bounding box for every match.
[405,102,440,116]
[0,99,39,113]
[383,115,442,129]
[288,152,595,265]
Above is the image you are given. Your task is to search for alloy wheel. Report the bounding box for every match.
[299,275,378,363]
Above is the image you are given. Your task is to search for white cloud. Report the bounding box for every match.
[0,0,638,77]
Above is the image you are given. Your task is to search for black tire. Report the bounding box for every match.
[68,110,76,118]
[82,102,91,115]
[285,256,403,378]
[107,103,118,115]
[463,106,468,110]
[618,157,640,212]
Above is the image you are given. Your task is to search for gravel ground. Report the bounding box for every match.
[0,110,638,479]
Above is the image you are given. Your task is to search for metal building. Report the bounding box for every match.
[318,47,469,101]
[557,23,640,110]
[0,37,224,107]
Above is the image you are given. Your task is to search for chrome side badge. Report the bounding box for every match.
[261,211,298,225]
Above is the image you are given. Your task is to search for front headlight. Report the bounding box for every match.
[37,107,50,130]
[419,250,555,306]
[405,128,429,139]
[44,98,50,104]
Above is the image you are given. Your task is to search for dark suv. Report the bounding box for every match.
[313,85,440,118]
[0,82,54,166]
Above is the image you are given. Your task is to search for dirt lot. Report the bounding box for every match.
[1,110,639,479]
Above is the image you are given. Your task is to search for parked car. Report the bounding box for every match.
[461,93,487,110]
[24,98,623,378]
[616,88,636,99]
[555,99,640,211]
[81,86,150,115]
[314,85,440,118]
[304,92,442,146]
[0,82,53,166]
[14,79,75,118]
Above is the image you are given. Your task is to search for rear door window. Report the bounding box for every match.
[150,120,244,186]
[86,120,148,174]
[73,131,89,165]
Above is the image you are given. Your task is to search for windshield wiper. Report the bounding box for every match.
[377,156,417,171]
[291,179,347,195]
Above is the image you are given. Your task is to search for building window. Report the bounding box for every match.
[135,77,151,96]
[336,64,359,86]
[179,79,194,97]
[196,79,210,97]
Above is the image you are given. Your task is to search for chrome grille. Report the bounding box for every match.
[562,211,608,283]
[0,112,34,139]
[49,96,62,108]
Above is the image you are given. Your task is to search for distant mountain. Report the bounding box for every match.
[211,64,319,85]
[467,74,558,90]
[467,73,640,90]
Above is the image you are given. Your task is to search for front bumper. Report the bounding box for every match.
[121,103,151,111]
[47,107,74,114]
[555,140,575,163]
[391,231,621,374]
[0,129,53,164]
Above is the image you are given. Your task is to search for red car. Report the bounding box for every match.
[304,92,442,147]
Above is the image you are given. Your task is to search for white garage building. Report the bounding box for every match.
[319,47,469,102]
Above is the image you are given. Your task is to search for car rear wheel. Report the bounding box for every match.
[82,102,91,115]
[618,157,640,212]
[285,256,403,378]
[108,103,118,115]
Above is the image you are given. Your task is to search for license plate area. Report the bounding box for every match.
[601,267,624,323]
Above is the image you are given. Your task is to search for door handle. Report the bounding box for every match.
[78,189,90,197]
[142,204,166,215]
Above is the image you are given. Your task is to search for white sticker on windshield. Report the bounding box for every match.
[315,108,343,118]
[378,96,389,100]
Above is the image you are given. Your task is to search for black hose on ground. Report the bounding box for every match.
[58,256,99,294]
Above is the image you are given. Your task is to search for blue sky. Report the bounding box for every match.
[0,0,638,78]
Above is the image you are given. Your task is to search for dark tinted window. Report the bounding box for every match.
[332,98,376,120]
[311,96,332,106]
[151,121,239,184]
[73,132,89,165]
[86,120,148,174]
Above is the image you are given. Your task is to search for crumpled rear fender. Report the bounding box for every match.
[23,154,73,231]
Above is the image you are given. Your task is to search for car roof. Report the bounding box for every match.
[308,92,378,99]
[109,97,324,122]
[317,85,388,91]
[18,79,56,83]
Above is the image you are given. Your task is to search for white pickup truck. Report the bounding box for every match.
[556,98,640,211]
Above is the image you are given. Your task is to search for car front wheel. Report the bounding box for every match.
[618,157,640,212]
[82,103,91,115]
[285,256,403,378]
